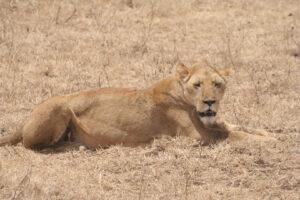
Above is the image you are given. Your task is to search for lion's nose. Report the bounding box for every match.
[203,100,215,106]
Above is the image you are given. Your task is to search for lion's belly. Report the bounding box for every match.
[72,94,173,146]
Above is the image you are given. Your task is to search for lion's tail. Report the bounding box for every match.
[0,130,22,147]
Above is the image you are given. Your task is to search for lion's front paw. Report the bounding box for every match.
[228,130,277,142]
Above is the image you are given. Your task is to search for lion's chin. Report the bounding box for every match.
[197,110,217,126]
[199,116,216,126]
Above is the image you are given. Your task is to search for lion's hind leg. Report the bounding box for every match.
[22,99,72,149]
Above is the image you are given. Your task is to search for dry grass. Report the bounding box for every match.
[0,0,299,199]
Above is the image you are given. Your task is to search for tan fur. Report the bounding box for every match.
[0,64,274,149]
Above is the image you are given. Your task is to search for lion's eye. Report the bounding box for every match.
[193,82,201,88]
[214,82,222,88]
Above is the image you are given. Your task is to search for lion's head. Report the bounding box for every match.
[177,63,234,126]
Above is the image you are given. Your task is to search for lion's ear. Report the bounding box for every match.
[176,63,190,82]
[218,67,235,77]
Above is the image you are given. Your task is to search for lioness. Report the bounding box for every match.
[0,63,272,149]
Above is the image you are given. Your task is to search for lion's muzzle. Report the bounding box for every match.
[198,110,217,117]
[197,109,217,126]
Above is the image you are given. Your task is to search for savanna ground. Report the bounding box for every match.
[0,0,299,199]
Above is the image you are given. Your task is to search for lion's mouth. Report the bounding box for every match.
[198,110,217,117]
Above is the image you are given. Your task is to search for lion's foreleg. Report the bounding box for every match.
[222,122,276,142]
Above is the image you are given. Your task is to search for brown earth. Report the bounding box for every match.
[0,0,299,199]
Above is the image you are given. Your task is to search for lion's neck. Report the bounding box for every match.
[148,76,192,110]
